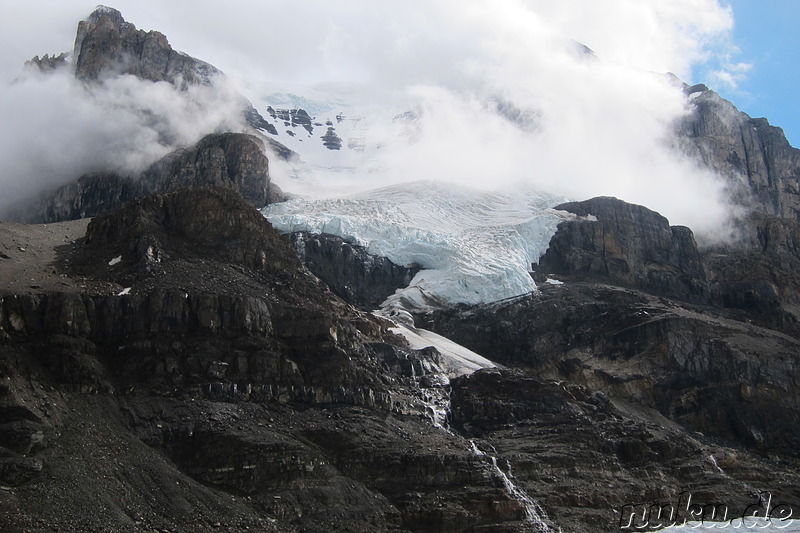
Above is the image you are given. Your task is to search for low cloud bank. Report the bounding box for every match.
[0,63,244,217]
[0,1,744,238]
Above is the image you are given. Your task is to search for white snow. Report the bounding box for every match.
[263,180,568,309]
[387,322,495,378]
[108,255,122,266]
[117,287,131,296]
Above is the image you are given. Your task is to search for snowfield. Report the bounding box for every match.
[262,181,570,309]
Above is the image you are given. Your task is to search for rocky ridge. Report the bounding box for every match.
[536,197,709,304]
[19,132,283,224]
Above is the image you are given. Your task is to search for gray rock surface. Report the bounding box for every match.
[0,187,552,532]
[24,132,282,223]
[72,6,219,86]
[290,231,420,310]
[679,85,800,220]
[537,196,709,304]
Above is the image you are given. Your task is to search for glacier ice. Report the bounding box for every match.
[262,180,570,309]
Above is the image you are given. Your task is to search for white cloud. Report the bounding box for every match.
[708,59,753,91]
[0,66,244,216]
[0,1,743,236]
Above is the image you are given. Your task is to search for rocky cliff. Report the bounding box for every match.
[3,190,799,532]
[3,7,800,533]
[674,85,800,333]
[536,196,709,304]
[72,6,219,86]
[290,231,421,310]
[679,84,800,221]
[0,187,564,532]
[23,132,283,223]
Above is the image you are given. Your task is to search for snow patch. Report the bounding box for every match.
[108,255,122,266]
[388,322,495,378]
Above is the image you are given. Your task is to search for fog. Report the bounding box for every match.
[0,1,744,235]
[0,65,244,215]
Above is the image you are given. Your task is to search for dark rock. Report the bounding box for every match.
[26,132,281,223]
[270,108,314,135]
[450,368,800,533]
[420,282,800,461]
[678,88,800,220]
[537,196,709,304]
[24,52,69,72]
[73,6,220,87]
[290,232,420,310]
[321,127,343,150]
[0,187,566,532]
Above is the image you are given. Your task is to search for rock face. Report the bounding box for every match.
[26,132,282,223]
[72,6,219,86]
[321,127,343,150]
[674,85,800,332]
[0,187,556,532]
[291,231,420,310]
[537,197,709,304]
[451,368,800,533]
[267,107,315,135]
[679,85,800,220]
[420,282,800,462]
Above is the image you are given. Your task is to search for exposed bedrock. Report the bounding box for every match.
[419,282,800,461]
[24,133,283,224]
[290,231,420,310]
[536,196,709,304]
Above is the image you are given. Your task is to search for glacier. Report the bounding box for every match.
[262,180,571,310]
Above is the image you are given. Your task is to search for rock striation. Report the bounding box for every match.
[0,187,554,532]
[290,231,420,310]
[420,281,800,462]
[537,196,709,304]
[679,85,800,220]
[72,5,220,86]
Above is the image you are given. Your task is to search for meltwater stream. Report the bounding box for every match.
[399,339,554,531]
[470,440,554,532]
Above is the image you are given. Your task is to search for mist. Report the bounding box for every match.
[0,64,244,216]
[0,1,742,236]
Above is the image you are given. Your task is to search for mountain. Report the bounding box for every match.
[1,6,800,533]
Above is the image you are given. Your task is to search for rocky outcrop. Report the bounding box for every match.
[28,132,283,223]
[291,232,420,310]
[670,86,800,331]
[419,282,800,461]
[704,215,800,333]
[536,197,709,304]
[72,6,219,86]
[679,85,800,220]
[451,368,800,533]
[267,107,315,135]
[24,52,69,72]
[321,127,343,150]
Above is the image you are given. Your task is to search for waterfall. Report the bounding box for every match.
[470,440,555,532]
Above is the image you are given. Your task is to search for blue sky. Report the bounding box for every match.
[702,0,800,146]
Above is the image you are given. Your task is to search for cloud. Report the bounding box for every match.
[0,1,742,237]
[0,65,245,216]
[708,59,753,91]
